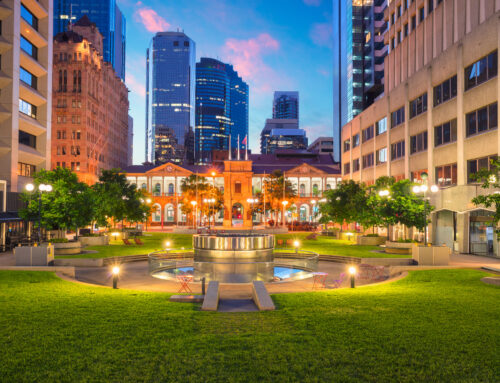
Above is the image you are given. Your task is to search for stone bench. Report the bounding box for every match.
[252,281,275,311]
[201,281,219,311]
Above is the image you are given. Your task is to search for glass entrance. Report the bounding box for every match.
[469,210,494,256]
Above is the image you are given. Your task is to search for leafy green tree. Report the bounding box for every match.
[19,168,94,234]
[179,175,223,225]
[471,157,500,226]
[258,170,296,225]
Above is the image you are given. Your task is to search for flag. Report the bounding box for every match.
[242,135,247,147]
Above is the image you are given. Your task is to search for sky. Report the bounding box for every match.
[117,0,334,165]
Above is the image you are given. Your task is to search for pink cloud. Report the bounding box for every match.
[309,23,332,47]
[126,72,146,98]
[134,2,170,33]
[303,0,321,6]
[222,33,280,93]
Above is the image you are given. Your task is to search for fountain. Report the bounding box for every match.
[149,233,318,284]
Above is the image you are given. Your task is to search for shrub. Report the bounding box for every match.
[50,238,69,243]
[397,238,416,243]
[365,234,380,237]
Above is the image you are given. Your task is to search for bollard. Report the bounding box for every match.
[201,277,206,295]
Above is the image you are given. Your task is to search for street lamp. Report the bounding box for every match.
[413,181,438,245]
[190,200,197,229]
[112,266,120,289]
[203,198,216,230]
[247,198,258,229]
[25,183,52,244]
[282,200,288,227]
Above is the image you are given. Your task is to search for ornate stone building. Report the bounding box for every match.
[51,16,129,184]
[125,151,341,228]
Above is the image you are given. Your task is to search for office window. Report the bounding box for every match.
[20,67,37,89]
[19,130,36,148]
[352,158,360,172]
[404,23,409,37]
[434,75,457,106]
[376,117,387,135]
[465,51,498,91]
[362,153,374,169]
[20,35,37,59]
[435,119,457,147]
[343,139,350,152]
[352,134,360,148]
[391,13,395,25]
[362,125,374,142]
[428,0,434,14]
[435,163,457,187]
[411,15,416,30]
[467,155,497,183]
[235,181,241,193]
[344,162,350,174]
[466,103,498,137]
[419,7,425,22]
[19,99,37,119]
[376,147,387,164]
[18,162,36,177]
[21,4,38,30]
[391,38,395,50]
[391,140,405,160]
[410,131,428,154]
[410,93,428,118]
[391,106,405,128]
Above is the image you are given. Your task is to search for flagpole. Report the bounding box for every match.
[228,134,232,160]
[245,135,248,160]
[237,134,240,160]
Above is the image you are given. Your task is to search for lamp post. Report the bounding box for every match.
[412,179,438,245]
[190,200,197,230]
[112,266,120,289]
[348,266,357,288]
[25,183,52,244]
[281,200,288,227]
[203,198,216,230]
[247,198,258,229]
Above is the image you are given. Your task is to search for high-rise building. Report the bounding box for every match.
[260,119,307,154]
[146,32,196,165]
[0,0,53,193]
[53,0,126,80]
[341,0,500,256]
[51,16,129,184]
[195,58,248,163]
[308,137,334,154]
[332,0,388,161]
[273,91,299,120]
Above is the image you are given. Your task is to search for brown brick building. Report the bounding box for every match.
[51,16,129,184]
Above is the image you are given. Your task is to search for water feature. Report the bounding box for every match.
[149,233,318,283]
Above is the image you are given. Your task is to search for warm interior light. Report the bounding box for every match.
[112,266,120,275]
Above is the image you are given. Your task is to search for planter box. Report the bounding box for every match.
[340,232,358,242]
[385,241,414,255]
[357,236,386,246]
[79,236,109,246]
[412,245,450,265]
[53,241,82,255]
[15,245,54,266]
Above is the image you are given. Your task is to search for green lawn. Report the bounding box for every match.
[0,270,498,382]
[62,232,400,259]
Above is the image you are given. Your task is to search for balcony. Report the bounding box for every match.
[0,36,12,55]
[0,2,13,19]
[0,69,12,89]
[18,112,46,136]
[18,143,45,165]
[20,19,48,48]
[21,0,48,20]
[20,50,47,78]
[19,82,46,107]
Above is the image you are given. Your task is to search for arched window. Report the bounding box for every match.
[141,183,146,190]
[168,183,174,195]
[73,70,77,91]
[166,205,174,222]
[63,70,67,92]
[58,70,62,92]
[78,71,82,93]
[299,184,305,197]
[152,205,161,222]
[153,183,161,196]
[312,184,319,196]
[326,184,331,190]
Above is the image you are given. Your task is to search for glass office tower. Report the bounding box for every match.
[54,0,126,80]
[195,58,248,163]
[332,0,387,162]
[273,91,299,120]
[147,32,196,165]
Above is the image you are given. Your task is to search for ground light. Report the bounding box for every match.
[345,232,354,241]
[165,241,172,254]
[111,232,120,242]
[348,266,357,288]
[293,240,300,253]
[112,266,120,289]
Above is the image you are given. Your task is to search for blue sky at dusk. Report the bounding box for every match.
[117,0,333,164]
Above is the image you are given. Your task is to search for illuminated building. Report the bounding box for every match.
[273,91,299,120]
[260,119,308,154]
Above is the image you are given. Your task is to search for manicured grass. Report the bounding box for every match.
[62,232,401,259]
[0,269,498,382]
[276,232,405,258]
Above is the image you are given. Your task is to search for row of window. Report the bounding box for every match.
[55,162,81,171]
[56,115,82,124]
[18,162,35,177]
[56,99,82,109]
[391,106,405,128]
[410,93,428,119]
[58,70,82,93]
[19,130,36,149]
[55,130,82,140]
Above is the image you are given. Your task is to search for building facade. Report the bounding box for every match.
[195,58,249,163]
[128,115,133,166]
[146,32,196,165]
[260,119,307,154]
[341,0,500,257]
[273,91,299,120]
[51,16,129,184]
[125,152,341,228]
[53,0,126,80]
[308,137,334,154]
[0,0,53,193]
[333,0,388,161]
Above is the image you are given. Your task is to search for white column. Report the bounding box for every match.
[427,66,434,184]
[456,44,466,186]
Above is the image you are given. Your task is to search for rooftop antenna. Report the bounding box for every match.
[228,134,232,160]
[69,4,73,31]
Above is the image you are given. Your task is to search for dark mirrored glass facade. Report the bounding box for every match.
[54,0,126,80]
[273,91,299,120]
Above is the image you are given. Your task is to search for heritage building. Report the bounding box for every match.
[342,0,500,257]
[125,151,341,228]
[51,16,129,184]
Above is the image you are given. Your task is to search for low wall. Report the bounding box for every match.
[54,258,104,267]
[361,258,415,266]
[79,236,109,246]
[385,242,413,255]
[54,242,82,255]
[357,236,386,246]
[412,245,450,265]
[0,265,75,277]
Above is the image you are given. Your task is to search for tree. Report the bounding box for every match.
[19,168,94,234]
[179,175,223,225]
[93,169,150,229]
[257,170,296,225]
[471,157,500,226]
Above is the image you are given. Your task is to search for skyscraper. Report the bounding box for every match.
[332,0,387,161]
[195,58,248,163]
[53,0,126,80]
[146,32,196,165]
[260,119,307,154]
[273,91,299,120]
